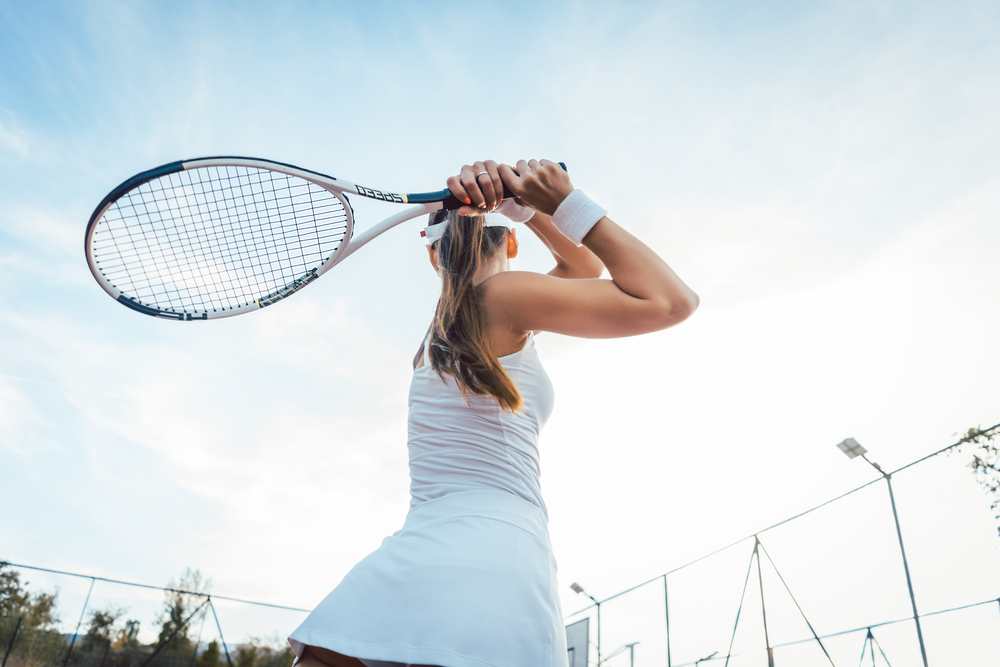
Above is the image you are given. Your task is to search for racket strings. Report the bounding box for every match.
[91,166,349,314]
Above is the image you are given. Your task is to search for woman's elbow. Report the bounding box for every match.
[684,291,700,316]
[654,292,699,330]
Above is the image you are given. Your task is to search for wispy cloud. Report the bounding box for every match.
[0,113,29,159]
[2,0,999,651]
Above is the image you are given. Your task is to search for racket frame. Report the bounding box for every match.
[84,156,449,321]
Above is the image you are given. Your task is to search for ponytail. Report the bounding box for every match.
[427,209,523,413]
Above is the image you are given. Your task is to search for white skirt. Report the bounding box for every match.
[288,489,567,667]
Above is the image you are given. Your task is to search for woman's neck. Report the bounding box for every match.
[473,252,509,286]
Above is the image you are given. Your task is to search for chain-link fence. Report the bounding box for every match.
[0,565,305,667]
[4,427,999,667]
[563,426,1000,666]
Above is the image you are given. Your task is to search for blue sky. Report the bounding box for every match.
[3,1,1000,665]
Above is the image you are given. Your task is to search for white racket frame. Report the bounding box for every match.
[85,156,446,321]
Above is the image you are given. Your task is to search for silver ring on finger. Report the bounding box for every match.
[477,171,489,177]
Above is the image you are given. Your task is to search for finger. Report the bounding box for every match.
[461,165,487,209]
[484,160,504,208]
[462,162,488,209]
[498,163,522,195]
[476,171,498,210]
[516,159,533,176]
[538,159,558,172]
[446,175,473,207]
[472,161,498,210]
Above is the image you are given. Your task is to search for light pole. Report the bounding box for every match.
[837,438,929,667]
[570,582,601,666]
[600,641,640,667]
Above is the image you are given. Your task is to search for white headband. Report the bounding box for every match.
[421,213,511,245]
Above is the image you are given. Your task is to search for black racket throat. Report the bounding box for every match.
[432,162,568,211]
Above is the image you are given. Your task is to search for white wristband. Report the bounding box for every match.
[495,197,535,223]
[551,189,606,246]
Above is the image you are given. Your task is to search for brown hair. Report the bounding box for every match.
[423,209,523,412]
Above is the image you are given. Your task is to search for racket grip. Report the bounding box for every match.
[440,161,568,211]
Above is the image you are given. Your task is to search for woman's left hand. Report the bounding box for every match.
[446,160,506,216]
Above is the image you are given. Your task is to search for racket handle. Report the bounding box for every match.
[440,161,568,210]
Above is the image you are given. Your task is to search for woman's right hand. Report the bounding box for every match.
[446,160,507,216]
[498,159,575,216]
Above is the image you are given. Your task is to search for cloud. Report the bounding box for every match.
[0,377,55,456]
[0,113,29,159]
[2,0,999,650]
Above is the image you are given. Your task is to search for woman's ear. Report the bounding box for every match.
[426,245,440,271]
[507,229,519,259]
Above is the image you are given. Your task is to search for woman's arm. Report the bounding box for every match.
[483,159,700,339]
[524,212,605,280]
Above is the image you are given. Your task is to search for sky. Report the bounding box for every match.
[2,0,1000,665]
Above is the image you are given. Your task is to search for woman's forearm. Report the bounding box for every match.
[498,159,698,325]
[582,216,699,320]
[524,212,605,279]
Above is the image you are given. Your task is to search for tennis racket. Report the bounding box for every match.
[84,156,559,321]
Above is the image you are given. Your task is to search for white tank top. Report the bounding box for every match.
[407,333,556,517]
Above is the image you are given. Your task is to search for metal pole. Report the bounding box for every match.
[860,454,929,667]
[63,577,95,667]
[208,599,234,667]
[2,616,23,667]
[663,575,672,667]
[856,629,870,667]
[596,601,601,667]
[754,538,774,667]
[98,640,111,667]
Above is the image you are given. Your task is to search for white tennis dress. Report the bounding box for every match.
[288,333,566,667]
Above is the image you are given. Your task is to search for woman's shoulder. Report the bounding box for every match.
[478,272,550,346]
[478,271,553,305]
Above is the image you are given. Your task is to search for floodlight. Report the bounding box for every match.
[834,436,928,666]
[569,582,601,663]
[836,437,867,459]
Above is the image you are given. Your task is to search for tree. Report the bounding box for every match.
[115,620,141,650]
[153,569,211,659]
[195,641,221,667]
[233,638,290,667]
[0,563,64,667]
[234,645,256,667]
[0,563,58,630]
[960,424,1000,536]
[81,606,125,654]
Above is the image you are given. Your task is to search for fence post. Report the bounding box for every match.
[63,577,96,667]
[724,540,757,667]
[2,616,23,667]
[754,538,774,667]
[140,598,210,667]
[663,575,672,667]
[882,473,929,667]
[99,640,111,667]
[208,599,234,667]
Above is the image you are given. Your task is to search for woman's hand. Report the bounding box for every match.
[446,160,506,216]
[498,159,575,216]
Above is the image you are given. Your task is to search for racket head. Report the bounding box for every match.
[84,157,355,320]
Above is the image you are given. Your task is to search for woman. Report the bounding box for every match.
[288,159,699,667]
